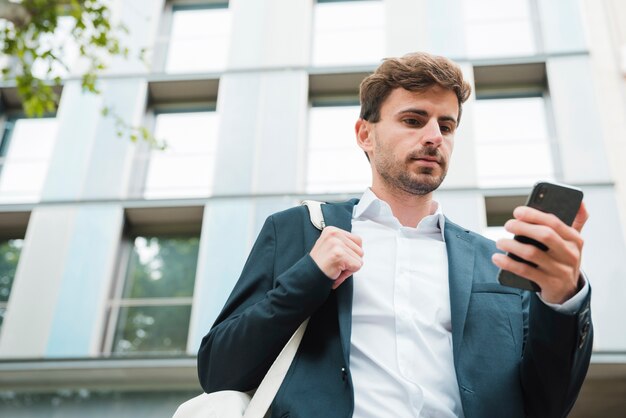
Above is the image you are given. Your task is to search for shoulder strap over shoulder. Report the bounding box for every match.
[301,200,326,231]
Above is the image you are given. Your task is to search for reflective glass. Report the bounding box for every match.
[463,0,536,58]
[312,1,385,67]
[306,105,370,193]
[165,7,231,73]
[474,97,554,187]
[112,305,192,355]
[0,239,23,303]
[122,236,199,299]
[0,118,59,203]
[144,111,217,199]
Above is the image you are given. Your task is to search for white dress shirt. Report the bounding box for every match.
[349,188,589,418]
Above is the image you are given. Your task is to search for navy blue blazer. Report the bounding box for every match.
[198,200,593,418]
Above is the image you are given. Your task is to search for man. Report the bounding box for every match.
[198,52,592,418]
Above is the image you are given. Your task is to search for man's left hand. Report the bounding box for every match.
[492,202,589,304]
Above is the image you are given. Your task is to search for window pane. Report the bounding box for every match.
[474,97,554,187]
[144,112,218,199]
[122,236,199,299]
[0,118,58,203]
[306,105,370,193]
[165,7,231,73]
[463,0,536,58]
[313,1,385,67]
[111,305,192,355]
[0,239,23,303]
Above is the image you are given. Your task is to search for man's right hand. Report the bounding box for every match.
[309,226,363,289]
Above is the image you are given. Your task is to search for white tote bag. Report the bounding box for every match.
[174,200,326,418]
[173,320,309,418]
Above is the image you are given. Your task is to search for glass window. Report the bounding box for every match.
[143,110,218,199]
[0,117,59,203]
[164,3,231,73]
[482,195,525,241]
[306,103,370,193]
[0,239,24,333]
[107,235,199,355]
[463,0,537,58]
[473,97,554,187]
[312,0,385,67]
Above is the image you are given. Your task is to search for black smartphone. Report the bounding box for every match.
[497,181,584,292]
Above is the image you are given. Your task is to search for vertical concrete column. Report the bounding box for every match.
[546,56,612,184]
[582,0,626,246]
[442,63,479,190]
[0,207,77,357]
[228,0,312,69]
[426,0,467,59]
[385,0,428,56]
[45,206,124,357]
[536,0,588,54]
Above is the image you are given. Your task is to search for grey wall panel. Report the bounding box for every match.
[229,0,312,69]
[188,200,254,353]
[211,74,263,195]
[547,56,612,184]
[45,206,124,357]
[41,82,102,202]
[537,0,588,54]
[441,63,479,189]
[580,186,626,350]
[251,72,308,194]
[82,80,147,200]
[385,0,427,57]
[0,207,78,358]
[424,0,466,58]
[212,71,308,195]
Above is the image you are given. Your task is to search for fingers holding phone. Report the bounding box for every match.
[493,206,585,303]
[493,182,588,304]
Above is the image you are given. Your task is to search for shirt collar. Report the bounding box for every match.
[353,188,446,239]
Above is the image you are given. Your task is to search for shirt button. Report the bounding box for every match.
[341,367,347,381]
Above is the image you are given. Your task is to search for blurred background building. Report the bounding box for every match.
[0,0,624,416]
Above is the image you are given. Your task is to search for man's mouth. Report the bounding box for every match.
[411,156,441,164]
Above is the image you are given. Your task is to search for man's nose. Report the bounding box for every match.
[421,119,443,146]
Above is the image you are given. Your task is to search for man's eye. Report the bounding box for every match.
[403,118,421,126]
[440,125,452,133]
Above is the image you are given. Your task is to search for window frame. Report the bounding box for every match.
[473,88,562,188]
[153,0,231,75]
[130,103,218,200]
[101,207,203,357]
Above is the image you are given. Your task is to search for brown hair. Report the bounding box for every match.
[359,52,472,124]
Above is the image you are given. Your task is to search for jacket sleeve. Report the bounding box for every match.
[197,215,333,393]
[521,288,593,417]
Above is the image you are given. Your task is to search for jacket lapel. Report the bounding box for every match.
[444,219,476,365]
[321,199,358,366]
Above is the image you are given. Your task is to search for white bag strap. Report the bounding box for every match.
[301,200,326,230]
[243,201,325,418]
[244,319,309,418]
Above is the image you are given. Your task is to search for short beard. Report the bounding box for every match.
[375,146,447,196]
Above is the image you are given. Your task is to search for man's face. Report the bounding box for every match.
[356,86,459,196]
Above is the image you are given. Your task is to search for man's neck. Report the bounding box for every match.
[370,184,436,228]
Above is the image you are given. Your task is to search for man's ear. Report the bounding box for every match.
[355,118,373,155]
